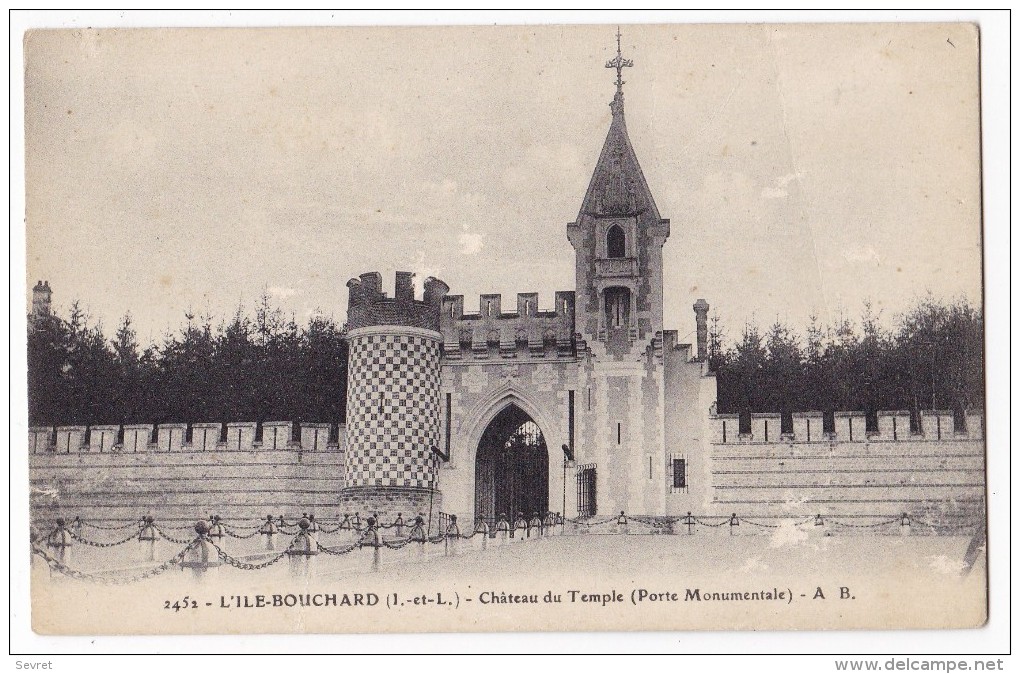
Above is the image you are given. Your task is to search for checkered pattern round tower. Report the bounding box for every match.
[341,271,449,517]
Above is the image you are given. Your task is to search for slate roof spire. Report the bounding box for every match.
[577,29,660,221]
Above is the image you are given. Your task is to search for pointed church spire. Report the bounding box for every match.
[605,27,633,116]
[576,29,659,221]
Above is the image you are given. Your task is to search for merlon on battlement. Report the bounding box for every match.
[346,271,449,332]
[710,409,984,445]
[440,291,576,360]
[29,421,345,454]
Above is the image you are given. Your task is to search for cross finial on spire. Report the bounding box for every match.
[605,27,633,115]
[606,27,632,94]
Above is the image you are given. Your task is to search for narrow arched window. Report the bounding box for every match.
[607,225,626,258]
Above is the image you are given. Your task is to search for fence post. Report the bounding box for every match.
[260,515,278,534]
[360,516,381,571]
[900,513,911,537]
[409,515,426,557]
[138,515,158,541]
[685,512,695,535]
[813,514,827,537]
[617,511,628,535]
[208,515,225,541]
[513,512,528,541]
[529,513,543,538]
[137,515,158,561]
[729,513,739,536]
[46,518,73,549]
[287,517,318,555]
[180,521,222,581]
[496,514,510,546]
[259,515,278,550]
[445,515,460,556]
[474,519,489,551]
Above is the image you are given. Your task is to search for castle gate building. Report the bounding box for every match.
[26,38,984,530]
[343,44,718,526]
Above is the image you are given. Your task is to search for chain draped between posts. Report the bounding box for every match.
[155,526,195,545]
[829,517,902,529]
[32,540,197,585]
[223,526,262,540]
[566,516,617,527]
[80,520,139,531]
[67,528,142,548]
[45,512,934,538]
[315,541,362,556]
[694,516,731,527]
[32,510,957,585]
[210,540,295,570]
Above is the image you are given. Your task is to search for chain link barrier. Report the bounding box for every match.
[223,527,262,540]
[317,524,346,534]
[380,538,415,550]
[32,540,196,585]
[565,517,617,527]
[829,517,901,529]
[210,539,295,570]
[80,520,139,531]
[693,516,731,527]
[154,526,195,545]
[738,517,781,529]
[67,528,140,548]
[315,541,362,556]
[628,515,674,527]
[34,507,966,584]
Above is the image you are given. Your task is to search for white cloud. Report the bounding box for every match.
[842,246,882,265]
[760,171,804,199]
[269,286,298,299]
[776,172,804,186]
[459,232,484,255]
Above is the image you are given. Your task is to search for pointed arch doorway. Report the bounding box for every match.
[474,404,549,525]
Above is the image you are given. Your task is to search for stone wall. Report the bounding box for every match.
[336,486,441,523]
[28,422,347,524]
[706,411,985,527]
[440,290,575,360]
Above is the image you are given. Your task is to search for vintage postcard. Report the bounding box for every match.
[23,22,986,635]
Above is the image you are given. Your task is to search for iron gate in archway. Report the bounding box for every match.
[474,404,549,526]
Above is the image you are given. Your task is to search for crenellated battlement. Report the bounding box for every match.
[28,421,346,455]
[710,409,984,445]
[346,271,449,333]
[439,290,576,360]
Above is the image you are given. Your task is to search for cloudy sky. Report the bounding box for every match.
[24,22,982,345]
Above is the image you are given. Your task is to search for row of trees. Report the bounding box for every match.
[28,297,349,426]
[27,294,983,427]
[709,297,984,417]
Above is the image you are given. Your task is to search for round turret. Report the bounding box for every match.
[340,271,448,517]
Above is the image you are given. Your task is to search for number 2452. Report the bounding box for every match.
[164,596,198,611]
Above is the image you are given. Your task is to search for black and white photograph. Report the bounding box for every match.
[11,12,1008,660]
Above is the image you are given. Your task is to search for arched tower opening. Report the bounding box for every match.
[606,224,626,258]
[474,404,549,526]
